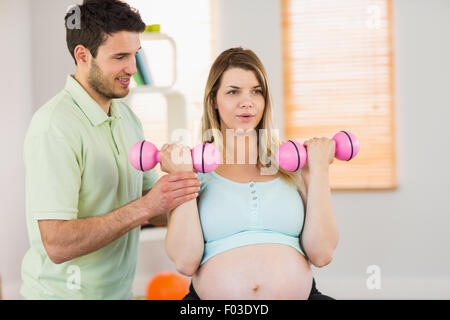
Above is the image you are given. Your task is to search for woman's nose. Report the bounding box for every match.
[239,94,254,108]
[239,101,253,108]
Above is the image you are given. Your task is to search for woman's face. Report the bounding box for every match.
[215,67,265,132]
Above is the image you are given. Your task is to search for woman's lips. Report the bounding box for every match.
[236,114,255,122]
[237,116,255,122]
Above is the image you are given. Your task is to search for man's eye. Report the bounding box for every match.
[116,56,125,60]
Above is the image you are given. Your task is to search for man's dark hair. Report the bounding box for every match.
[65,0,146,65]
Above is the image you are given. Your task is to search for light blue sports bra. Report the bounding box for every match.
[197,171,306,265]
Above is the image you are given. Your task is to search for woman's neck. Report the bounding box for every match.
[221,130,259,166]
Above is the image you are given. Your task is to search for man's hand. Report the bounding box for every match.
[142,171,201,217]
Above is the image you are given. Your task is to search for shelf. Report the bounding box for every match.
[130,85,180,95]
[139,227,167,242]
[124,86,188,142]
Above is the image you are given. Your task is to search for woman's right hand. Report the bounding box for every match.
[159,143,194,174]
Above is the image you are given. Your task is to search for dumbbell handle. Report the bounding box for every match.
[277,131,359,172]
[129,141,220,173]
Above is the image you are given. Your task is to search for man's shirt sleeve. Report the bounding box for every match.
[25,132,81,220]
[142,168,158,191]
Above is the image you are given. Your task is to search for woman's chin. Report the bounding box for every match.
[230,124,258,133]
[220,120,261,135]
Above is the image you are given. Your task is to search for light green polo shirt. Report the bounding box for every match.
[21,75,158,300]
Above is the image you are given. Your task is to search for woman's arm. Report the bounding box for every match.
[300,138,339,268]
[160,143,205,276]
[165,198,204,276]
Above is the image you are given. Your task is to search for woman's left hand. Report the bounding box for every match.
[304,137,336,172]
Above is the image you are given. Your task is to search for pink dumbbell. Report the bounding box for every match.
[129,141,221,173]
[276,131,360,172]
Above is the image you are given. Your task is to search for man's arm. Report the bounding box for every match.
[39,196,149,264]
[39,172,200,264]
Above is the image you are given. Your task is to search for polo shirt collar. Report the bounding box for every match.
[65,75,123,126]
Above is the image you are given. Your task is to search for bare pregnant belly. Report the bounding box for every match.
[192,244,312,300]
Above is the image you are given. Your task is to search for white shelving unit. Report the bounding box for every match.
[125,85,186,246]
[134,225,178,298]
[125,86,187,139]
[128,87,187,296]
[127,31,186,297]
[122,29,187,151]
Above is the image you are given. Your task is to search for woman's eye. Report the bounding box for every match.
[227,90,237,95]
[253,89,263,94]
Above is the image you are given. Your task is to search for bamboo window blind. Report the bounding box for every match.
[282,0,396,190]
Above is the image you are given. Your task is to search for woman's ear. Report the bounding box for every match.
[213,99,219,112]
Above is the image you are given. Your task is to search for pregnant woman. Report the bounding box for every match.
[162,47,338,300]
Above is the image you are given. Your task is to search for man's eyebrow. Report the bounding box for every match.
[112,47,142,56]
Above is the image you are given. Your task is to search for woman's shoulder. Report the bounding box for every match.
[196,171,215,192]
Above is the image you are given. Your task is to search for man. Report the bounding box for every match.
[21,0,200,299]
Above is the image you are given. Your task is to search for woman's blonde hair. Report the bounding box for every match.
[201,47,307,206]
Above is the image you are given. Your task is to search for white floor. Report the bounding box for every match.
[314,276,450,300]
[5,276,449,300]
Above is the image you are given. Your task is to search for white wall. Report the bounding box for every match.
[0,0,79,299]
[30,0,79,109]
[1,0,449,299]
[213,0,285,134]
[0,0,33,300]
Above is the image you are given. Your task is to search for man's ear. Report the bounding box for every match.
[73,45,90,65]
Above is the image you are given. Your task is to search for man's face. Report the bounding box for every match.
[87,31,141,100]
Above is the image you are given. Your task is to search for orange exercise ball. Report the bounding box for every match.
[146,271,189,300]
